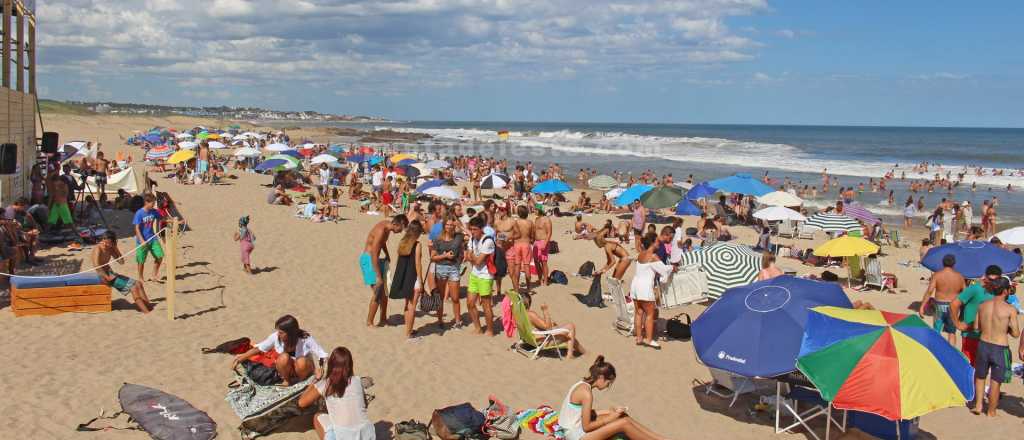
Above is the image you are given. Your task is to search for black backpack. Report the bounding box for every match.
[577,261,595,278]
[549,270,568,285]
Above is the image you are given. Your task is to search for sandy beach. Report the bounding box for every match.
[2,113,1021,440]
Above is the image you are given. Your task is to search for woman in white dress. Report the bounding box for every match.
[298,347,375,440]
[629,233,675,350]
[559,356,669,440]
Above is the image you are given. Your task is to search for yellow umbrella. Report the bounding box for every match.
[207,133,220,140]
[167,149,196,164]
[813,235,879,257]
[390,153,416,163]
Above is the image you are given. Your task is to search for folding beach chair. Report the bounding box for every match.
[777,221,796,239]
[660,264,710,309]
[508,290,570,360]
[704,367,774,408]
[862,257,897,292]
[846,256,863,288]
[774,380,846,440]
[797,223,816,240]
[605,277,635,336]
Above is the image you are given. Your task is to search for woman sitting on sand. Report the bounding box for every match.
[559,356,669,440]
[232,315,328,385]
[594,225,632,281]
[298,347,375,440]
[699,218,718,241]
[523,292,585,358]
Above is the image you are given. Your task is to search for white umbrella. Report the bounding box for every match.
[266,143,291,152]
[423,186,459,200]
[234,147,260,157]
[753,206,807,222]
[425,160,450,169]
[301,143,316,150]
[175,133,193,139]
[207,141,227,149]
[995,227,1024,246]
[674,181,695,190]
[605,187,626,199]
[757,190,803,207]
[311,154,339,165]
[65,141,88,149]
[178,141,198,150]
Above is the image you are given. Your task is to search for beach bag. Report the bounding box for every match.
[686,227,698,236]
[201,337,251,355]
[666,313,692,340]
[430,403,486,440]
[420,289,442,313]
[547,241,560,254]
[242,361,281,386]
[77,383,217,440]
[484,396,521,440]
[395,420,431,440]
[549,270,568,285]
[577,261,595,278]
[225,367,316,439]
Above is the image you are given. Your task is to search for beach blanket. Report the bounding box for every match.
[226,367,315,439]
[84,167,140,194]
[515,406,563,440]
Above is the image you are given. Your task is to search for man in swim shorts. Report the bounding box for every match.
[972,277,1019,416]
[918,254,965,344]
[509,205,534,293]
[533,208,552,285]
[952,265,1003,367]
[133,194,164,282]
[363,214,408,327]
[46,173,74,232]
[95,231,151,313]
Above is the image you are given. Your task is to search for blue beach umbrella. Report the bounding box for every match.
[347,154,369,163]
[613,184,653,206]
[278,150,302,159]
[708,173,774,197]
[143,134,162,144]
[921,240,1023,278]
[416,179,447,193]
[686,182,718,200]
[397,158,417,166]
[532,179,572,194]
[367,156,384,166]
[328,145,346,154]
[254,159,288,172]
[675,198,702,216]
[692,275,853,378]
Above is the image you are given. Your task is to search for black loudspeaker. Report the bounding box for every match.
[0,143,17,174]
[41,131,59,154]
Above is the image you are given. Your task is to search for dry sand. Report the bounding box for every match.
[1,114,1021,439]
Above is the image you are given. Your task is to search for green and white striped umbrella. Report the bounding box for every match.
[588,175,617,190]
[803,213,861,233]
[678,242,763,298]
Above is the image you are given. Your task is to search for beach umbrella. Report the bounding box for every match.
[757,191,803,207]
[675,198,702,216]
[310,154,339,165]
[674,181,695,191]
[605,187,626,199]
[167,150,196,165]
[423,186,459,200]
[178,141,198,150]
[65,141,88,149]
[396,165,421,180]
[678,242,763,298]
[752,206,807,222]
[995,226,1024,246]
[206,133,220,140]
[638,186,684,209]
[196,132,209,140]
[265,143,291,152]
[328,145,346,155]
[921,240,1022,278]
[300,143,316,149]
[220,133,234,140]
[804,213,861,233]
[685,182,718,200]
[143,134,162,144]
[207,141,227,149]
[175,132,193,139]
[797,306,975,420]
[277,150,302,159]
[813,236,880,258]
[347,153,371,163]
[59,146,79,162]
[613,184,653,206]
[416,179,447,193]
[587,175,617,190]
[693,276,852,378]
[145,145,174,160]
[397,158,417,166]
[391,153,417,164]
[254,159,290,172]
[269,154,301,166]
[843,203,881,225]
[480,173,510,190]
[532,179,572,194]
[426,160,450,170]
[233,147,260,157]
[299,148,316,158]
[708,173,774,197]
[358,146,375,154]
[368,156,384,166]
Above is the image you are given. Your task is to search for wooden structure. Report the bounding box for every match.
[10,272,111,317]
[0,0,35,205]
[165,218,179,320]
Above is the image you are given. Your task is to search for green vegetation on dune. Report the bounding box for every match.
[38,99,95,115]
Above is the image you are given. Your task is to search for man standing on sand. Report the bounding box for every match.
[133,194,164,282]
[47,173,74,233]
[918,254,966,344]
[971,277,1019,416]
[533,208,552,286]
[509,205,534,293]
[197,141,210,183]
[95,150,110,195]
[362,214,408,327]
[466,215,496,335]
[94,231,152,314]
[951,265,1002,366]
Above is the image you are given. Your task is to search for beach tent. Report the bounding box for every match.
[675,198,702,216]
[797,306,975,420]
[757,191,802,207]
[677,242,763,298]
[708,173,773,197]
[84,167,140,194]
[921,240,1022,278]
[532,179,572,194]
[803,213,861,233]
[693,276,852,378]
[613,184,653,206]
[752,206,806,222]
[995,226,1024,246]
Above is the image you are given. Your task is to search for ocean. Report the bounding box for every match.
[334,121,1024,226]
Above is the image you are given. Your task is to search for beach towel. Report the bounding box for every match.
[514,406,563,440]
[226,367,315,439]
[501,295,516,338]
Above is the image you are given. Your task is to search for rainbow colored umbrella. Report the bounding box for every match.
[796,306,974,421]
[145,145,174,160]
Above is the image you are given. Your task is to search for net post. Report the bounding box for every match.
[165,219,179,320]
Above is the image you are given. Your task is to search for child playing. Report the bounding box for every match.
[233,215,256,274]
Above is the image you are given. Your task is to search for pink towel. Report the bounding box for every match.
[502,295,516,338]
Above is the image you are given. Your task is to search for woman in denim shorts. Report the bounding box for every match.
[431,214,465,329]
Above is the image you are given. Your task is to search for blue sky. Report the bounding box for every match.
[37,1,1024,127]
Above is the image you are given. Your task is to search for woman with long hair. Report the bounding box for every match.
[298,347,375,440]
[630,233,674,350]
[232,315,328,385]
[559,356,668,440]
[927,208,943,244]
[431,214,465,329]
[390,220,425,338]
[594,223,631,281]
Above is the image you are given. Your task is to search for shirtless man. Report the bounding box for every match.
[95,151,110,194]
[574,215,596,240]
[533,208,553,285]
[197,142,211,183]
[509,205,534,293]
[94,231,152,313]
[362,214,408,327]
[493,205,515,294]
[918,254,966,344]
[971,277,1019,416]
[46,173,73,232]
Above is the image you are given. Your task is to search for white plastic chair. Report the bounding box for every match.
[777,221,795,238]
[660,264,710,309]
[605,277,634,336]
[797,223,816,240]
[774,381,847,440]
[705,368,774,408]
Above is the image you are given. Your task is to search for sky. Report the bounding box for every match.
[36,1,1024,127]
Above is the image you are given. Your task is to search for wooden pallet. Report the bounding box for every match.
[11,284,111,317]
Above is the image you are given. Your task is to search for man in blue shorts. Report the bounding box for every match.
[362,214,408,327]
[972,277,1019,416]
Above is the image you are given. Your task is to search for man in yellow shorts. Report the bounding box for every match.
[466,216,496,336]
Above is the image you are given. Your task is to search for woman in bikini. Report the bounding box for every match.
[594,225,632,281]
[559,356,669,440]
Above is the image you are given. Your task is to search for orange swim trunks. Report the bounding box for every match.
[508,242,532,264]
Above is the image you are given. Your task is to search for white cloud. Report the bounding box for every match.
[912,72,970,80]
[776,29,796,39]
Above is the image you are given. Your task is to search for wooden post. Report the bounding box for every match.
[15,5,23,92]
[27,19,33,95]
[165,218,179,320]
[2,0,10,89]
